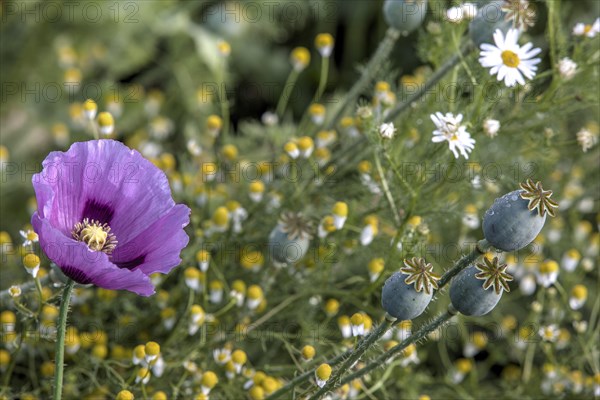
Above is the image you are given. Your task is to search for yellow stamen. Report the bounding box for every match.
[72,219,117,253]
[501,50,520,68]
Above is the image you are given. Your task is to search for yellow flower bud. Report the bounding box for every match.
[221,144,238,160]
[290,47,310,71]
[116,390,135,400]
[308,103,325,117]
[350,313,364,327]
[301,345,316,361]
[249,385,265,400]
[316,363,332,380]
[152,391,167,400]
[144,341,160,357]
[368,258,385,274]
[539,260,559,273]
[456,358,472,373]
[82,99,98,119]
[375,81,390,93]
[212,206,229,227]
[357,160,372,174]
[324,299,340,316]
[97,112,114,135]
[217,40,231,56]
[247,285,263,300]
[249,181,265,193]
[196,249,210,263]
[261,377,278,394]
[207,115,223,131]
[332,202,348,217]
[231,349,247,365]
[201,370,218,388]
[315,33,335,57]
[571,284,588,300]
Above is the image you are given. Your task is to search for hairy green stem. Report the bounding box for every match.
[322,39,474,175]
[314,56,330,102]
[546,0,559,70]
[383,150,417,199]
[276,69,300,118]
[335,310,456,391]
[219,58,230,138]
[374,150,401,227]
[266,239,488,399]
[325,28,400,129]
[53,279,75,400]
[308,317,396,400]
[437,239,490,288]
[265,321,389,399]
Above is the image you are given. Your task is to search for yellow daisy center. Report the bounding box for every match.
[584,24,592,34]
[72,219,117,254]
[501,50,520,68]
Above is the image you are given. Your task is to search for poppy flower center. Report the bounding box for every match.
[72,218,117,254]
[501,50,520,68]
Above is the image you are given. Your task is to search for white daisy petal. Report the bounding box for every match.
[478,28,542,87]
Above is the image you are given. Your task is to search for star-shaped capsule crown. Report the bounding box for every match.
[279,212,314,240]
[502,0,537,31]
[400,257,441,295]
[475,256,514,294]
[519,179,559,217]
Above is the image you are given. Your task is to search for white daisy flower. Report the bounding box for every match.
[446,6,464,23]
[379,122,396,139]
[20,229,39,247]
[572,18,600,38]
[576,128,597,153]
[430,112,476,159]
[538,324,559,342]
[557,57,577,80]
[483,118,501,138]
[479,28,542,87]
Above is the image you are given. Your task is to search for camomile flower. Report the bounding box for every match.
[557,57,577,80]
[379,122,396,139]
[430,112,475,159]
[572,18,600,38]
[479,28,542,87]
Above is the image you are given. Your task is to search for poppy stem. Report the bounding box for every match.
[53,279,75,400]
[276,69,300,118]
[308,316,396,400]
[314,56,330,102]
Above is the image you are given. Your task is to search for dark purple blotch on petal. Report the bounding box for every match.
[61,265,93,284]
[31,140,190,296]
[115,254,146,270]
[82,199,115,225]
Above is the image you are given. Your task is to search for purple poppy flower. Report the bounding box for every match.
[31,140,190,296]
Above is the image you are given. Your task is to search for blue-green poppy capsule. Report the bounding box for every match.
[268,212,312,265]
[469,0,511,46]
[381,258,440,320]
[450,257,513,316]
[383,0,428,35]
[482,180,558,252]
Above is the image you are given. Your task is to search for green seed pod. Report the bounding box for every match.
[381,258,439,320]
[469,0,511,46]
[383,0,428,35]
[483,180,558,252]
[268,212,312,265]
[450,257,513,316]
